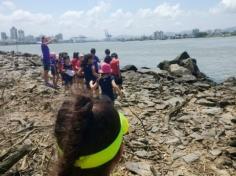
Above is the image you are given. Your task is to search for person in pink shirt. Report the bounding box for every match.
[110,53,122,89]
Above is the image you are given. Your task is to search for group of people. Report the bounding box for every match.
[41,36,129,176]
[41,36,123,102]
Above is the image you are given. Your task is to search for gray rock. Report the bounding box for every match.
[125,162,152,176]
[151,126,159,133]
[201,108,222,115]
[193,82,211,89]
[165,137,181,145]
[173,151,186,160]
[155,104,168,110]
[182,153,200,163]
[166,97,185,107]
[169,64,191,76]
[121,65,138,72]
[210,149,222,156]
[175,74,197,83]
[177,115,192,122]
[196,99,217,107]
[190,132,204,141]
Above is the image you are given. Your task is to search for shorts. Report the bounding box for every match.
[114,75,123,85]
[42,59,50,71]
[63,74,73,86]
[51,66,58,76]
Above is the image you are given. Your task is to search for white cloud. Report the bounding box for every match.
[210,0,236,14]
[1,0,16,11]
[154,3,182,18]
[86,1,110,17]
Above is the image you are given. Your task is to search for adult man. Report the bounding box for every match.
[41,36,53,86]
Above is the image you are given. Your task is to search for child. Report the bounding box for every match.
[50,53,59,89]
[71,52,80,72]
[61,56,75,90]
[91,48,100,73]
[54,94,129,176]
[90,62,122,102]
[79,54,98,89]
[110,53,123,89]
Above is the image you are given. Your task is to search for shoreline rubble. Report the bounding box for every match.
[0,51,235,175]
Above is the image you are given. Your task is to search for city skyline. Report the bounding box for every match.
[0,0,236,38]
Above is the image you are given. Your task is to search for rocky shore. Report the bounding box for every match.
[0,51,235,176]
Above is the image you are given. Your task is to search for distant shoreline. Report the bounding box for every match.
[1,35,236,46]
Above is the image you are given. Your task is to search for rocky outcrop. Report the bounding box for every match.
[158,51,206,79]
[121,65,138,72]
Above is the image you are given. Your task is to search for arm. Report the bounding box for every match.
[90,80,98,90]
[44,38,55,45]
[92,65,99,78]
[112,80,122,96]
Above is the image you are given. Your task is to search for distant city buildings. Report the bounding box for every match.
[10,27,18,41]
[153,31,166,40]
[18,30,25,41]
[1,32,7,41]
[1,26,236,45]
[0,27,66,45]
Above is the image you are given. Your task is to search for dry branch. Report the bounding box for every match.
[0,145,32,175]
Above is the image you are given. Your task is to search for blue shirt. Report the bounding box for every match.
[93,55,100,73]
[41,44,50,62]
[84,64,96,82]
[99,75,115,101]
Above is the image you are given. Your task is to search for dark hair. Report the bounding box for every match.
[111,53,118,59]
[41,36,45,42]
[91,48,96,55]
[104,56,112,64]
[73,52,79,59]
[81,54,93,68]
[105,49,110,56]
[54,94,121,176]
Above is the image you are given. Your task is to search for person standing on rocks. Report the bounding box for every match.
[110,53,122,89]
[54,94,129,176]
[90,62,123,102]
[41,36,54,86]
[91,48,100,73]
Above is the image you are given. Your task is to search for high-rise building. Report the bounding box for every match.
[55,33,63,41]
[153,31,165,40]
[18,29,25,41]
[10,26,18,41]
[1,32,7,41]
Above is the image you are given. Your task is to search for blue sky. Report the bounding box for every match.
[0,0,236,38]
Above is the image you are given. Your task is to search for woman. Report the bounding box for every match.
[54,94,129,176]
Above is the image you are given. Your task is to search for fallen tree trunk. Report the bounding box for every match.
[0,145,32,175]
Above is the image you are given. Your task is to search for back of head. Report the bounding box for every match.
[73,52,79,59]
[111,53,118,59]
[104,56,112,64]
[91,48,96,55]
[81,54,93,67]
[105,49,110,56]
[54,94,121,176]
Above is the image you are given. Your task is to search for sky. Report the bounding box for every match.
[0,0,236,39]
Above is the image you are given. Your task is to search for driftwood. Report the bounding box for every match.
[0,145,32,175]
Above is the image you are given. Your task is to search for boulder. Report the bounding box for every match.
[121,65,138,72]
[180,58,205,77]
[169,64,191,76]
[158,52,207,79]
[174,51,190,62]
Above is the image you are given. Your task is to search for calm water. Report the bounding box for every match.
[0,37,236,82]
